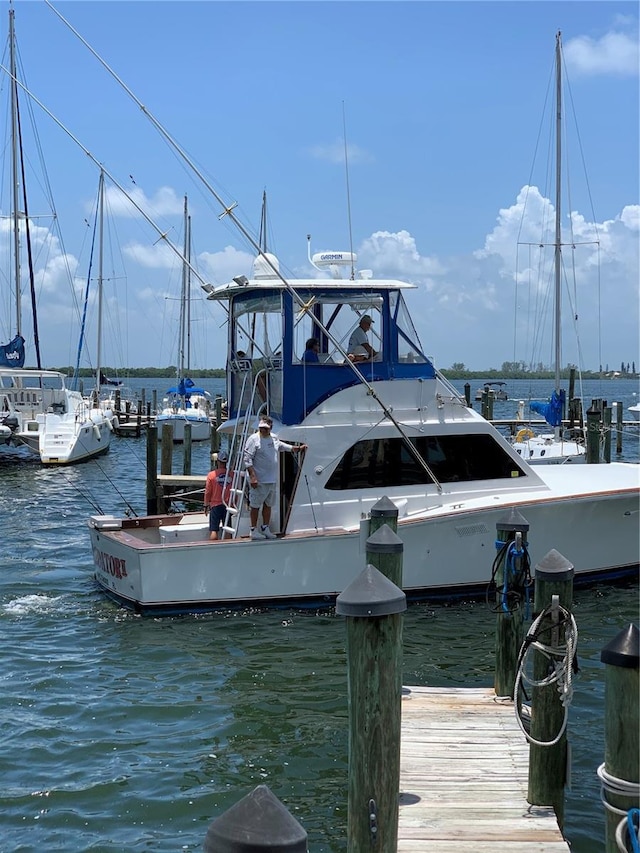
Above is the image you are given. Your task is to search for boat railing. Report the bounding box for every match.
[433,367,467,403]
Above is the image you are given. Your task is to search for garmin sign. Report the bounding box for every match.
[311,251,357,267]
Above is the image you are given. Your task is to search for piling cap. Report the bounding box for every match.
[366,523,404,554]
[336,564,406,617]
[370,496,399,519]
[600,623,639,669]
[496,507,530,533]
[204,784,308,852]
[534,549,574,581]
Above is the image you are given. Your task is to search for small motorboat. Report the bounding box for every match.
[474,382,508,401]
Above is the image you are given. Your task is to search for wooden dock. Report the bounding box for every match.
[398,685,570,851]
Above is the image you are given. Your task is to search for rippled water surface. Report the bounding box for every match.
[1,378,638,851]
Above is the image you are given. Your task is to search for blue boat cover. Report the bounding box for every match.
[166,377,206,397]
[530,388,565,427]
[0,334,25,368]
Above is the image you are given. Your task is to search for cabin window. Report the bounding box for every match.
[292,291,383,364]
[390,292,428,363]
[230,293,283,414]
[325,434,526,490]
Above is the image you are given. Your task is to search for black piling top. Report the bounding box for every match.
[204,784,308,852]
[370,495,399,519]
[496,506,530,533]
[366,523,404,554]
[336,564,407,618]
[534,548,574,581]
[601,623,639,669]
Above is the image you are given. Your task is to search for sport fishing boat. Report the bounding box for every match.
[88,247,639,614]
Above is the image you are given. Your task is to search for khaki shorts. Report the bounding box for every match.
[249,482,276,509]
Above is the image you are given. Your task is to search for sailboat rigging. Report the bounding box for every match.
[512,32,586,465]
[0,10,114,464]
[155,196,212,443]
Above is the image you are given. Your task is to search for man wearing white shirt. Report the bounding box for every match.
[347,314,377,361]
[243,415,306,540]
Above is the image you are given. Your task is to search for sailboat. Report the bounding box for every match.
[0,8,113,465]
[155,196,212,443]
[511,33,586,466]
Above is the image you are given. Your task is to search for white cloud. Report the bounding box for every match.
[352,192,639,371]
[358,230,446,278]
[96,184,185,219]
[123,239,179,270]
[564,29,639,76]
[198,245,255,285]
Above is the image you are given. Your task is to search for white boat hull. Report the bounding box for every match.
[90,466,639,614]
[512,433,586,465]
[155,412,211,442]
[38,408,114,464]
[1,368,114,464]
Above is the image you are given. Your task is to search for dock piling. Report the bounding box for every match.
[336,565,406,852]
[603,405,612,463]
[599,623,639,853]
[369,495,399,535]
[493,508,530,698]
[586,403,601,463]
[526,549,575,829]
[146,424,158,515]
[183,422,192,475]
[366,523,404,591]
[203,784,308,852]
[614,401,624,455]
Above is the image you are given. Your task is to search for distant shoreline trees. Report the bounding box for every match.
[443,362,638,380]
[48,362,637,380]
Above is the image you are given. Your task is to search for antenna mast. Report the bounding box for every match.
[342,102,355,281]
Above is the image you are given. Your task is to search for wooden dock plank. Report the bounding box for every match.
[398,686,570,851]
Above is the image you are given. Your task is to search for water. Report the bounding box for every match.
[0,378,638,851]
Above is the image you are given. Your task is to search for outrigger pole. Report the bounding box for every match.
[39,1,444,492]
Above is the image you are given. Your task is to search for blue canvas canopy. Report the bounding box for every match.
[530,389,565,427]
[166,377,206,397]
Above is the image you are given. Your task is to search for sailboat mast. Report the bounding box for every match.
[96,169,105,392]
[178,195,188,378]
[186,208,192,372]
[9,9,21,337]
[554,31,562,394]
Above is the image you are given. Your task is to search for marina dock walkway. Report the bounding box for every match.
[398,685,571,851]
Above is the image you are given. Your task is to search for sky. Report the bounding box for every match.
[0,0,638,373]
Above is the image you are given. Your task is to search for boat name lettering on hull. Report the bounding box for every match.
[94,549,128,579]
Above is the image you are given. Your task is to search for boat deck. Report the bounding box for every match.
[398,685,570,851]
